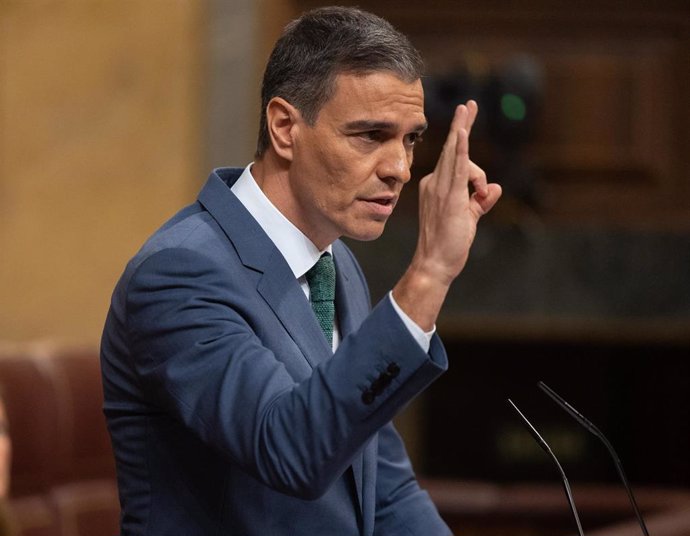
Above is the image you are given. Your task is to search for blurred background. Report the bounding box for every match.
[1,0,689,534]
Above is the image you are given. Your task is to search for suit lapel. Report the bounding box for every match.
[256,248,331,369]
[198,169,330,369]
[334,248,354,338]
[333,241,370,339]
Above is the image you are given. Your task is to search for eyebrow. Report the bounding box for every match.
[344,120,428,133]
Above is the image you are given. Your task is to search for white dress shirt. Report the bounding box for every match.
[231,164,433,352]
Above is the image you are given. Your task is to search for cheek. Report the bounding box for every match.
[309,152,356,204]
[313,145,350,183]
[297,135,371,209]
[320,159,373,202]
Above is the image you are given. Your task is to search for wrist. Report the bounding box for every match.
[392,264,451,332]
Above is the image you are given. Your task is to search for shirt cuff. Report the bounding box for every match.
[387,291,435,353]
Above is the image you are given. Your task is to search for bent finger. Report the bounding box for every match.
[468,161,488,197]
[471,183,502,216]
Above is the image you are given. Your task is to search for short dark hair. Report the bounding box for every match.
[255,6,424,158]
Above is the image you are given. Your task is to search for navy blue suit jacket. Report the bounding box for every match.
[101,168,451,535]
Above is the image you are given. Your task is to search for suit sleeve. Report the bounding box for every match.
[373,421,452,535]
[123,246,447,501]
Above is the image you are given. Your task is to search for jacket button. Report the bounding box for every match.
[362,390,375,405]
[386,363,400,377]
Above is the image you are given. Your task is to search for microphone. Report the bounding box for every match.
[507,399,585,536]
[538,381,650,536]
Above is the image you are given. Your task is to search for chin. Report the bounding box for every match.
[344,224,387,242]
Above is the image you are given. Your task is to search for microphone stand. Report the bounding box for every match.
[538,381,650,536]
[508,399,586,536]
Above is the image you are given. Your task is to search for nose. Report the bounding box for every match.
[377,141,412,184]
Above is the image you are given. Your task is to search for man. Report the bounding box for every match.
[101,6,501,536]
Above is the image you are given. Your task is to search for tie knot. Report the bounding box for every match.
[306,253,335,302]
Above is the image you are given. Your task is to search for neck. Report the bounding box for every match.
[250,155,291,217]
[251,155,334,251]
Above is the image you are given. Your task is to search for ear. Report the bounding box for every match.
[266,97,301,162]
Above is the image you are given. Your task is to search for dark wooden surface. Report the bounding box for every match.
[422,478,690,536]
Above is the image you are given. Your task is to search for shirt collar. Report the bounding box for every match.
[231,164,331,279]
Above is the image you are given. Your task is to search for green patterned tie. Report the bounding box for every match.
[306,253,336,346]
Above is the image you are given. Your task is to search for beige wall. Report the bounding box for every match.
[0,1,204,344]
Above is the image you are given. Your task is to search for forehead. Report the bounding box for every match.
[319,71,426,127]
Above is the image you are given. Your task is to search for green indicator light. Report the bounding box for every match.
[501,93,527,121]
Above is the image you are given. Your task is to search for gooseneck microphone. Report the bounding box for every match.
[537,381,650,536]
[507,399,586,536]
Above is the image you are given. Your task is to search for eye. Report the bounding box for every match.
[359,130,384,143]
[403,133,422,149]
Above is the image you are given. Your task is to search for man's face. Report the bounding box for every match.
[286,72,426,248]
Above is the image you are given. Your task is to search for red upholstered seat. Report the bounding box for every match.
[0,344,119,536]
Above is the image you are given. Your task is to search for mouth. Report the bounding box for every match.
[359,195,397,217]
[368,197,395,206]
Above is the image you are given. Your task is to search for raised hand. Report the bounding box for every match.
[393,101,501,330]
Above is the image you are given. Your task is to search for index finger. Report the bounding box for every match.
[465,100,478,136]
[434,103,468,178]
